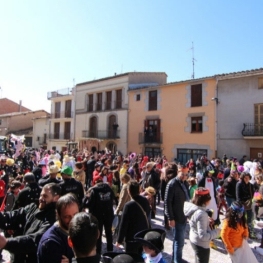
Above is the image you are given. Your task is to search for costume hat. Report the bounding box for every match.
[102,252,144,263]
[134,228,166,253]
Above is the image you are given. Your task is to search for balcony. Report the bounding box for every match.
[242,123,263,137]
[138,132,163,144]
[47,88,73,99]
[36,136,48,145]
[51,111,73,119]
[82,130,120,139]
[49,133,72,140]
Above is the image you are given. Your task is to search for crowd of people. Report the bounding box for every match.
[0,146,262,263]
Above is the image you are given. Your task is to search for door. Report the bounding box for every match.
[65,100,72,118]
[55,102,61,118]
[108,115,116,138]
[144,119,161,143]
[89,117,97,138]
[64,122,71,140]
[250,148,263,160]
[255,104,263,135]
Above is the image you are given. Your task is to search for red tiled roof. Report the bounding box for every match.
[0,98,31,115]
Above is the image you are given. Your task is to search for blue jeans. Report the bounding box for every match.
[172,222,186,263]
[225,196,235,207]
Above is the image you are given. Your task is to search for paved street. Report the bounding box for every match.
[104,201,263,263]
[2,201,263,262]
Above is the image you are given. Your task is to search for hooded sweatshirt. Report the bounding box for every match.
[184,201,220,249]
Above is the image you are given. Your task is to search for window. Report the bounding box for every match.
[144,147,161,158]
[254,104,263,135]
[255,104,263,124]
[54,123,60,139]
[177,149,207,165]
[106,91,112,110]
[144,119,161,143]
[88,94,93,112]
[64,122,71,140]
[148,90,157,111]
[116,89,122,109]
[65,100,72,118]
[191,84,202,107]
[191,117,203,133]
[136,94,141,101]
[97,93,102,111]
[55,102,61,118]
[259,77,263,89]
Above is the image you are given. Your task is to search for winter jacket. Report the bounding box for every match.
[0,202,57,263]
[224,176,238,199]
[256,184,263,218]
[59,178,84,205]
[165,177,189,224]
[37,223,74,263]
[221,219,248,254]
[38,175,61,187]
[84,182,116,220]
[236,181,254,203]
[13,182,41,210]
[117,195,150,243]
[184,202,220,249]
[115,184,131,215]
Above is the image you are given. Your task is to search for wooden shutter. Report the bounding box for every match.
[191,84,202,107]
[149,90,157,111]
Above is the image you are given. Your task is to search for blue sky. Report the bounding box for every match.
[0,1,263,112]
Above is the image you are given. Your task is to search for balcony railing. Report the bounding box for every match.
[86,101,123,112]
[242,123,263,136]
[49,133,72,140]
[47,88,73,99]
[138,132,163,144]
[36,136,48,144]
[82,130,120,139]
[51,111,73,118]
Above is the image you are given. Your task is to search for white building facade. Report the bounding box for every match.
[75,72,167,155]
[216,69,263,160]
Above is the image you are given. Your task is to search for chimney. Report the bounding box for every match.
[19,100,22,112]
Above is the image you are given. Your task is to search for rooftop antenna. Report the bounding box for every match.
[187,42,197,79]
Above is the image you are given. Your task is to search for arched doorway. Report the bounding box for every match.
[108,115,117,138]
[89,116,97,138]
[106,141,117,154]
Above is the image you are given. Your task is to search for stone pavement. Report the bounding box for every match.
[1,201,263,262]
[103,201,263,263]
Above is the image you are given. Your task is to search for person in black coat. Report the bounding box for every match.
[116,180,151,254]
[13,172,41,210]
[59,166,84,205]
[38,165,61,187]
[0,183,61,263]
[84,179,116,254]
[86,156,96,191]
[164,168,190,263]
[69,212,101,263]
[37,193,79,263]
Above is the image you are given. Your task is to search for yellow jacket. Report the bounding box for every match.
[221,219,249,254]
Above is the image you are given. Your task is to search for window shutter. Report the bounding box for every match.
[191,84,202,107]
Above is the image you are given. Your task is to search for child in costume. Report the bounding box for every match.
[134,228,166,263]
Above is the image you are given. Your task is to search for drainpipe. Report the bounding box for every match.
[214,78,218,158]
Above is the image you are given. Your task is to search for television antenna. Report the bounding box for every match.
[187,42,197,79]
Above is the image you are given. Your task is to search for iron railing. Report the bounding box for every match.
[138,132,163,144]
[51,111,73,118]
[82,130,120,139]
[49,133,72,140]
[242,123,263,136]
[47,88,73,99]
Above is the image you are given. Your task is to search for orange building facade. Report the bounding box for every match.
[127,77,217,163]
